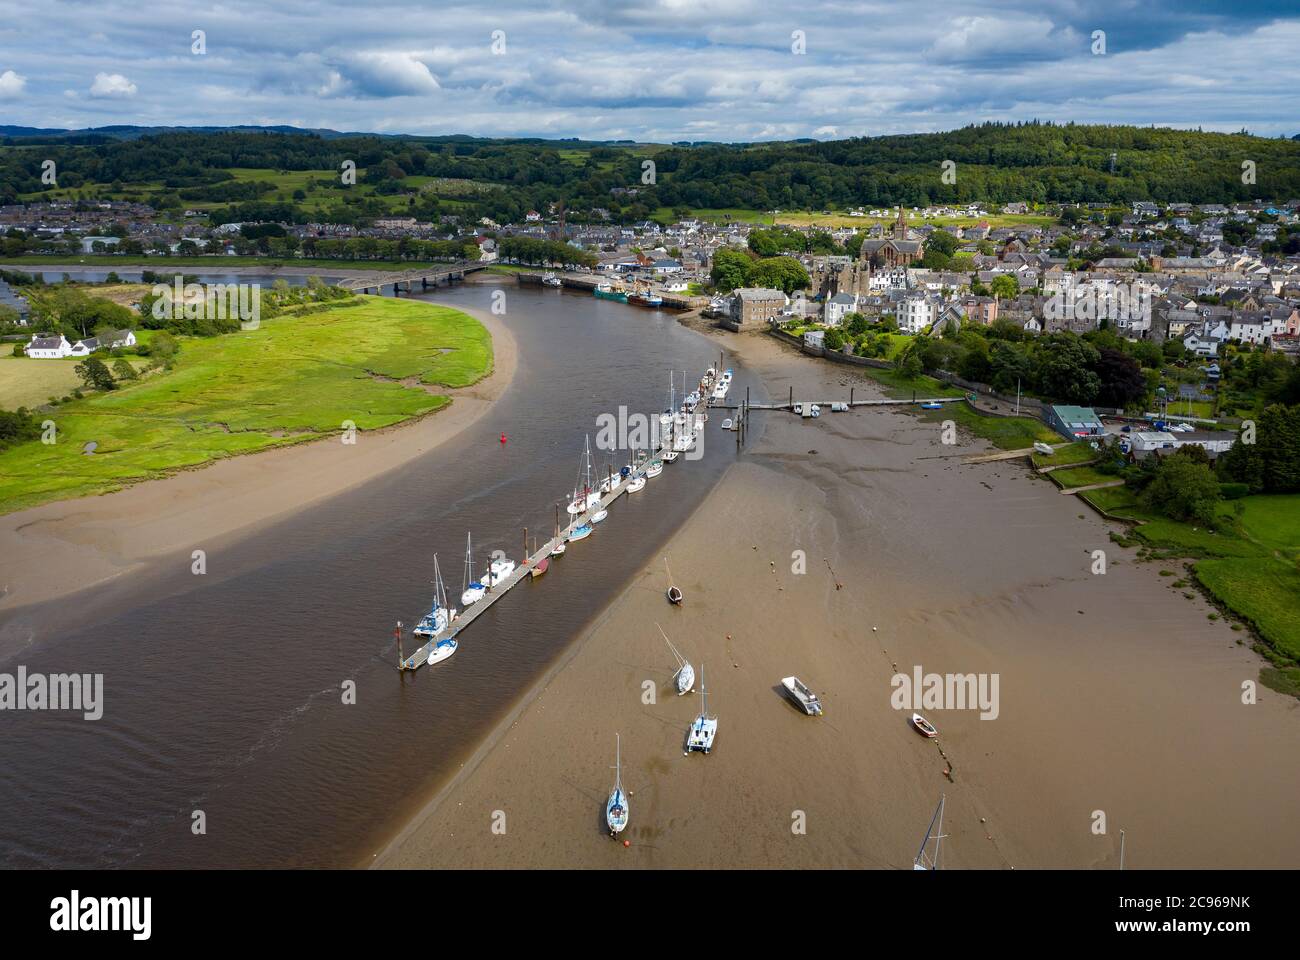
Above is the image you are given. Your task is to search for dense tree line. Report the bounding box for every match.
[710,248,810,293]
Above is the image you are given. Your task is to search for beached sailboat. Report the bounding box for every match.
[414,554,457,638]
[664,557,683,605]
[912,794,947,870]
[606,734,629,837]
[659,624,695,695]
[684,665,717,755]
[460,533,486,606]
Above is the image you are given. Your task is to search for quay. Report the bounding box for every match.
[515,270,705,309]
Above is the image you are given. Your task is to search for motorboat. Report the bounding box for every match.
[644,459,663,479]
[590,506,608,523]
[781,676,823,716]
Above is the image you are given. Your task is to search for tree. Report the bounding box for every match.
[1092,348,1147,409]
[74,357,116,391]
[990,274,1019,300]
[823,329,845,351]
[709,248,751,291]
[1142,449,1221,524]
[1036,335,1101,403]
[0,406,41,449]
[112,358,137,382]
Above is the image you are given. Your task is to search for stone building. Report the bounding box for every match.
[808,207,924,299]
[722,287,787,331]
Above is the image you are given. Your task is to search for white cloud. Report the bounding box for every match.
[89,72,137,99]
[0,70,26,99]
[336,52,440,98]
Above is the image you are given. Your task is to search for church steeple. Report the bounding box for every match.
[893,205,907,240]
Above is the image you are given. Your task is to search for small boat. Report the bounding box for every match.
[542,272,562,287]
[568,522,593,542]
[484,555,516,587]
[781,676,823,716]
[1033,441,1054,455]
[460,533,486,606]
[920,402,943,410]
[414,554,457,638]
[721,418,733,430]
[550,505,567,557]
[590,507,608,523]
[666,586,683,604]
[684,665,718,755]
[426,638,458,666]
[530,557,549,578]
[644,459,663,479]
[912,795,947,870]
[605,734,629,837]
[626,476,646,493]
[911,712,938,738]
[659,625,694,695]
[662,450,679,463]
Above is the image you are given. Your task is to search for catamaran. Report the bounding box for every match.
[460,533,486,606]
[684,664,717,755]
[659,624,695,695]
[912,795,947,870]
[606,733,629,837]
[414,554,457,638]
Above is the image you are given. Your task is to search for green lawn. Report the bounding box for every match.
[1050,465,1120,489]
[0,297,492,514]
[1196,558,1300,661]
[921,402,1059,450]
[1135,519,1268,559]
[1080,484,1152,520]
[1227,494,1300,558]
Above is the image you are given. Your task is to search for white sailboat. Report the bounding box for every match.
[658,624,694,695]
[460,533,486,606]
[426,637,458,666]
[606,733,629,837]
[626,475,646,493]
[684,664,717,755]
[566,435,602,514]
[912,794,948,870]
[644,458,663,479]
[414,554,457,638]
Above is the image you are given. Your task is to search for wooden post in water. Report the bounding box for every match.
[789,385,794,409]
[851,387,855,406]
[395,622,404,670]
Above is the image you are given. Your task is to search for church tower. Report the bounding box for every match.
[893,205,908,241]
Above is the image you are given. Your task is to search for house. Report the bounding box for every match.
[26,333,73,358]
[723,288,787,331]
[896,294,935,334]
[69,329,136,356]
[822,292,858,327]
[1046,404,1104,438]
[803,329,826,350]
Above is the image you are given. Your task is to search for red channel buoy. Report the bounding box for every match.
[500,433,507,444]
[623,840,630,848]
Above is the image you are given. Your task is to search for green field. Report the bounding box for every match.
[1049,465,1120,489]
[1032,440,1098,469]
[0,351,153,408]
[1228,493,1300,558]
[0,297,492,514]
[919,401,1059,450]
[1196,558,1300,661]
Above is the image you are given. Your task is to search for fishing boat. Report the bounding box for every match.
[911,712,938,738]
[644,459,663,479]
[626,476,646,493]
[413,554,457,638]
[605,734,629,837]
[659,625,695,695]
[460,533,486,606]
[426,637,458,666]
[781,676,823,716]
[542,272,562,287]
[912,795,947,870]
[628,285,663,307]
[593,282,627,302]
[684,665,717,755]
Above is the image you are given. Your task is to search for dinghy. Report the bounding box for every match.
[911,712,938,738]
[664,557,683,605]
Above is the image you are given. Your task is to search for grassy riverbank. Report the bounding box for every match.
[0,297,492,514]
[0,255,427,271]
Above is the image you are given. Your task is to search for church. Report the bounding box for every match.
[808,206,924,298]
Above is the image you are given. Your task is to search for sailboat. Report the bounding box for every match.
[426,636,458,666]
[658,624,694,695]
[460,533,486,606]
[684,664,717,755]
[605,734,629,837]
[912,795,947,870]
[550,505,567,557]
[566,436,602,514]
[413,554,457,638]
[664,557,683,605]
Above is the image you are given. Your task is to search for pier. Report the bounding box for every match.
[398,443,676,671]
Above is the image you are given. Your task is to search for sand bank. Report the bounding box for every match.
[378,328,1299,869]
[0,306,516,614]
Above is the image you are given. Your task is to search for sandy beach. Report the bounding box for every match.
[0,305,516,614]
[377,326,1300,869]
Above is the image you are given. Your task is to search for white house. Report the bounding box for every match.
[69,329,137,357]
[26,334,73,359]
[897,295,936,334]
[822,292,858,327]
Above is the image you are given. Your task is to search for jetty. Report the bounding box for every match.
[398,444,674,671]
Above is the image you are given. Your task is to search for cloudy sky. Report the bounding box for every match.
[0,0,1296,141]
